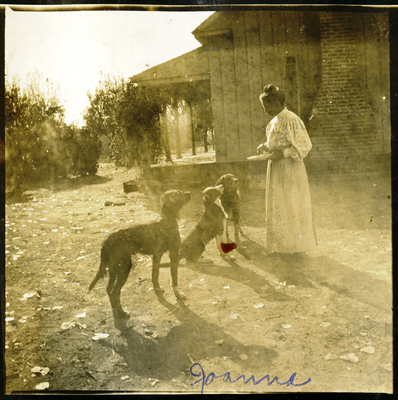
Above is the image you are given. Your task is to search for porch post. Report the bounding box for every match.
[173,100,182,159]
[187,101,196,156]
[161,106,173,163]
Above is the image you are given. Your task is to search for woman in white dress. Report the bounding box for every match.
[257,84,317,254]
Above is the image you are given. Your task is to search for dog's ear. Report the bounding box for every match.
[203,187,222,206]
[160,191,175,208]
[202,188,213,206]
[216,175,227,187]
[161,190,185,217]
[163,190,180,205]
[183,191,191,204]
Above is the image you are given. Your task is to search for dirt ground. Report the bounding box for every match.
[5,162,392,394]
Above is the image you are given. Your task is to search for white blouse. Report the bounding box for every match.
[265,108,312,161]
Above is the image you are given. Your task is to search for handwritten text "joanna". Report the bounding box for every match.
[190,362,311,394]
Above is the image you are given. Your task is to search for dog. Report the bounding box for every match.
[216,174,246,244]
[179,186,228,263]
[89,189,191,326]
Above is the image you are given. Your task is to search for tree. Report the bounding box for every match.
[117,82,165,167]
[83,73,126,142]
[6,73,101,194]
[83,74,129,165]
[5,74,66,191]
[84,75,169,168]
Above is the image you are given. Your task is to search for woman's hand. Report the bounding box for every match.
[269,149,284,160]
[257,143,269,154]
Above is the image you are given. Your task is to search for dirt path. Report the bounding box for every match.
[5,163,392,394]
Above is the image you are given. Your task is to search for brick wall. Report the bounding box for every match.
[308,12,377,159]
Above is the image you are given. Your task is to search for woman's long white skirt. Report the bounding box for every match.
[265,157,317,253]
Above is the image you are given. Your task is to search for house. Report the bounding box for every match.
[130,9,390,182]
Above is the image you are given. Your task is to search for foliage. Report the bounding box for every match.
[117,81,165,167]
[5,74,101,193]
[83,74,215,167]
[83,74,129,166]
[84,74,168,168]
[180,98,213,151]
[62,124,102,177]
[83,73,126,142]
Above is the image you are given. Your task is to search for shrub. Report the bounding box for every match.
[5,76,102,194]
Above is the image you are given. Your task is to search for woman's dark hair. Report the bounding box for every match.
[259,84,285,105]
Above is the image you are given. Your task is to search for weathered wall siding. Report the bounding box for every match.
[284,12,302,115]
[132,47,210,82]
[245,12,266,150]
[157,64,170,79]
[232,12,253,160]
[173,57,184,77]
[225,10,322,161]
[302,13,322,124]
[208,45,227,161]
[182,54,194,75]
[220,37,240,161]
[268,11,321,121]
[257,10,274,137]
[187,49,208,76]
[196,48,210,75]
[258,12,276,91]
[212,10,321,161]
[271,12,287,89]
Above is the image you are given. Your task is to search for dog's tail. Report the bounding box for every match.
[89,262,107,291]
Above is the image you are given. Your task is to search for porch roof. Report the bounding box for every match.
[130,46,212,101]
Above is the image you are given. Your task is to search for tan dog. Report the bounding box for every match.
[89,189,191,328]
[216,174,247,244]
[179,186,228,263]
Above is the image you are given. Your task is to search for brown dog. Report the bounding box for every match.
[179,186,227,263]
[216,174,246,244]
[89,189,191,327]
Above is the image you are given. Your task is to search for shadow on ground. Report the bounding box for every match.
[184,257,295,303]
[7,174,113,204]
[50,174,114,193]
[100,296,277,380]
[155,233,390,315]
[216,238,392,314]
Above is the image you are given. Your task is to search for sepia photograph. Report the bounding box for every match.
[4,4,392,394]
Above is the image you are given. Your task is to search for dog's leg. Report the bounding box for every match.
[234,222,240,244]
[108,259,131,322]
[216,219,237,259]
[170,252,186,300]
[216,219,229,254]
[238,226,249,240]
[225,219,231,243]
[152,254,165,293]
[215,235,223,255]
[214,221,224,255]
[112,271,131,320]
[106,266,117,309]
